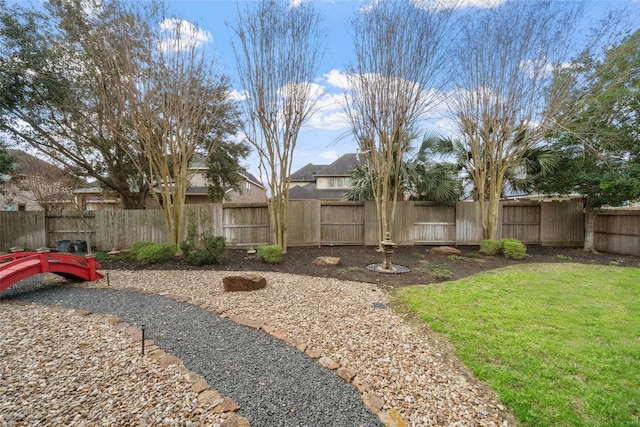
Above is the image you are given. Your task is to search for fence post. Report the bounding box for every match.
[37,247,50,274]
[85,254,97,281]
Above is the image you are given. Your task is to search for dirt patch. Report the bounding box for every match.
[100,245,639,289]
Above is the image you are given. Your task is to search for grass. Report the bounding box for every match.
[336,266,367,274]
[396,263,640,427]
[412,262,453,280]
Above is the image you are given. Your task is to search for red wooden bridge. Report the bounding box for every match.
[0,249,104,293]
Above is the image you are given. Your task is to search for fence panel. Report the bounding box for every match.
[411,202,455,245]
[320,202,365,245]
[222,203,271,247]
[0,211,47,251]
[288,200,320,246]
[47,211,96,250]
[540,200,584,246]
[95,209,166,250]
[501,202,540,243]
[455,201,482,245]
[595,210,640,256]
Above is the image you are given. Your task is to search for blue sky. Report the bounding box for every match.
[165,0,640,179]
[5,0,640,181]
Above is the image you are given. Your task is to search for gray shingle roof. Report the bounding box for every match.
[289,163,327,182]
[314,153,364,176]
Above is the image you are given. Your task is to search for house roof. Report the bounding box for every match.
[288,183,351,200]
[289,163,327,182]
[191,154,264,189]
[313,153,365,177]
[8,149,65,177]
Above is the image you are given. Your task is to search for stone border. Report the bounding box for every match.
[75,283,407,427]
[3,299,251,427]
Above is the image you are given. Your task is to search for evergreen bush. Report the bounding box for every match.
[501,238,527,259]
[257,244,284,264]
[128,241,155,259]
[136,243,177,264]
[479,239,502,256]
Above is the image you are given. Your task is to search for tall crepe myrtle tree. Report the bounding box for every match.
[344,0,456,250]
[229,0,325,252]
[449,0,586,240]
[106,3,239,250]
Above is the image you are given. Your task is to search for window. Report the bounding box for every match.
[327,177,351,189]
[17,203,26,211]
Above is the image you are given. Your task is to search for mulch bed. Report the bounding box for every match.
[100,245,639,289]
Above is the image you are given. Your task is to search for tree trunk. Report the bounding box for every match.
[485,196,501,240]
[583,210,598,252]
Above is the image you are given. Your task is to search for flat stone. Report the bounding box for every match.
[261,324,276,333]
[353,378,371,393]
[125,326,143,341]
[223,274,267,292]
[159,355,182,369]
[271,330,287,341]
[428,246,461,256]
[312,256,341,266]
[338,367,356,382]
[318,356,339,370]
[184,371,200,383]
[378,408,406,427]
[192,378,209,393]
[296,342,307,352]
[220,414,251,427]
[197,389,222,406]
[363,393,385,412]
[306,348,322,359]
[147,349,166,361]
[214,397,240,413]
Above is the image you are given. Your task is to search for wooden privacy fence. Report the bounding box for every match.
[0,200,638,256]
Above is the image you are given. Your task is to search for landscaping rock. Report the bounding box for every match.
[312,256,341,266]
[223,274,267,292]
[428,246,461,256]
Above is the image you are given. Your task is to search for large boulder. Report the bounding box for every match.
[428,246,461,256]
[312,256,341,266]
[223,274,267,292]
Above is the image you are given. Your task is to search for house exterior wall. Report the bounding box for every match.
[0,181,42,211]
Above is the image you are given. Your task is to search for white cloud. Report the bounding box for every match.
[289,0,303,7]
[157,19,212,52]
[322,69,352,90]
[411,0,507,11]
[228,89,248,102]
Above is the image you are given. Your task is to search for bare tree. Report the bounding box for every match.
[229,0,325,252]
[450,1,585,240]
[344,0,455,251]
[105,3,237,249]
[15,154,76,214]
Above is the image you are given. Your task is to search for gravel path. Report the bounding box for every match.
[1,271,515,426]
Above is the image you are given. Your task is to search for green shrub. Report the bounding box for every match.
[479,239,502,256]
[136,242,177,264]
[94,251,114,262]
[128,241,155,260]
[257,244,284,264]
[501,238,527,259]
[181,235,227,266]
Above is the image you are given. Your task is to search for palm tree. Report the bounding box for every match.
[343,134,464,205]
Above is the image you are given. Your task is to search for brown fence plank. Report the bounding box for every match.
[0,211,47,251]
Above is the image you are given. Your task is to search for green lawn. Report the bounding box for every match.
[396,263,640,427]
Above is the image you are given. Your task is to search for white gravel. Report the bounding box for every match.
[2,270,515,426]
